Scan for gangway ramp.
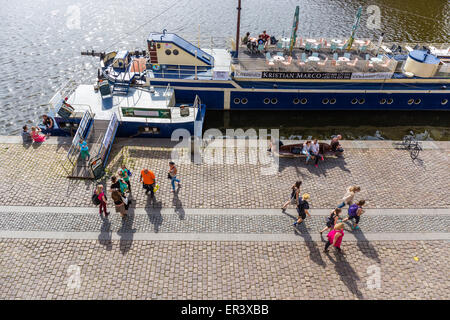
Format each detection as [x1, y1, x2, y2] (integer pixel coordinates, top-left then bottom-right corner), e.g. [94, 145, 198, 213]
[63, 112, 119, 179]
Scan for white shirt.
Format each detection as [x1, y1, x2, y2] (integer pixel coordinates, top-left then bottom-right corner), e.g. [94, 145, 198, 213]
[310, 142, 319, 154]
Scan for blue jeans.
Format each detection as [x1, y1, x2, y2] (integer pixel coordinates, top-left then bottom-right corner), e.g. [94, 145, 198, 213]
[171, 176, 180, 191]
[337, 201, 346, 209]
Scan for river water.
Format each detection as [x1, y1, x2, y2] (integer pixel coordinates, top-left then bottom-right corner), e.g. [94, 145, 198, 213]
[0, 0, 449, 139]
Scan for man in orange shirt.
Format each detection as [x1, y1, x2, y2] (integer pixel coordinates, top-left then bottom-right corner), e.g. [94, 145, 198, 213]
[140, 168, 156, 196]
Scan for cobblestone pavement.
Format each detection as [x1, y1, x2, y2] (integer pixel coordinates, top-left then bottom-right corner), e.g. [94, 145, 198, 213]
[0, 239, 448, 300]
[0, 211, 448, 234]
[0, 143, 449, 208]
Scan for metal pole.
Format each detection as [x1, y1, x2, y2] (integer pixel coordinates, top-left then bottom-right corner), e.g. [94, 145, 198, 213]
[235, 0, 241, 58]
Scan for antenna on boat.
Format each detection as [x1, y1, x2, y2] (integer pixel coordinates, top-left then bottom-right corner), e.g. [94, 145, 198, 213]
[235, 0, 242, 58]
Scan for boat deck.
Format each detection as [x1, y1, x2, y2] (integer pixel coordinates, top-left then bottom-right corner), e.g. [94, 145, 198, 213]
[66, 85, 198, 123]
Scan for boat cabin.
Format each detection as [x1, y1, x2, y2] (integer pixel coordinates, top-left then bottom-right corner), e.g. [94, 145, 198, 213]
[112, 50, 131, 72]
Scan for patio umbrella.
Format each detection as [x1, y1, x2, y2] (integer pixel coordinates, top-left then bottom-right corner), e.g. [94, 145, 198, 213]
[346, 6, 363, 50]
[288, 5, 300, 56]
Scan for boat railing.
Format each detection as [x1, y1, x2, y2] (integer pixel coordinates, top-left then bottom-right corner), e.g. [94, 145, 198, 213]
[47, 79, 78, 114]
[232, 54, 398, 76]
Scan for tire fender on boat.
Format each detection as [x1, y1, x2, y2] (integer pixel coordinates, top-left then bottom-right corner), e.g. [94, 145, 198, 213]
[152, 64, 161, 71]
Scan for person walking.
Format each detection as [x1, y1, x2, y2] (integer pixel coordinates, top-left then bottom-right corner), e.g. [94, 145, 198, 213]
[281, 181, 302, 212]
[168, 161, 181, 193]
[96, 185, 109, 217]
[293, 193, 311, 227]
[343, 200, 366, 230]
[320, 208, 342, 234]
[140, 168, 156, 196]
[117, 170, 129, 194]
[337, 186, 361, 209]
[111, 190, 127, 218]
[121, 165, 132, 193]
[79, 139, 90, 161]
[324, 222, 345, 253]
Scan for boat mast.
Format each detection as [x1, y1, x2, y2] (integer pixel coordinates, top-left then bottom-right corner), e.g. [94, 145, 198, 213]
[235, 0, 242, 58]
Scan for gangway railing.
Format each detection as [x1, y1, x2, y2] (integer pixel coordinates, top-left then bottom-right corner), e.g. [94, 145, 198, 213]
[60, 108, 94, 176]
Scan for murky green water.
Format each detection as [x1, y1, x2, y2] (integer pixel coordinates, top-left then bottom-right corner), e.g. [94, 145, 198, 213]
[0, 0, 449, 138]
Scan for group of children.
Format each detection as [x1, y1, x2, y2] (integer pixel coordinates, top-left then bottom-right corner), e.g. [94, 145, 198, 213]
[283, 183, 366, 254]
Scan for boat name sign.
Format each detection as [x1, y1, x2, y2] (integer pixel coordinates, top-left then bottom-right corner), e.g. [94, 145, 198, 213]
[261, 71, 352, 79]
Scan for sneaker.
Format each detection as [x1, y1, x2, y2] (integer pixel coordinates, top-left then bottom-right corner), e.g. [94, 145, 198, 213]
[321, 156, 324, 161]
[314, 164, 318, 168]
[323, 249, 329, 253]
[105, 212, 110, 217]
[354, 225, 360, 230]
[293, 222, 297, 227]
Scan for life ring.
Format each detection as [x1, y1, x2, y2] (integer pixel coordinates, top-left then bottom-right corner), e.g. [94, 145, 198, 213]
[152, 64, 161, 71]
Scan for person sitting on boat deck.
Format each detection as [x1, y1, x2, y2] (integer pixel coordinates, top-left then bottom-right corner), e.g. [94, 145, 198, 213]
[41, 114, 54, 136]
[259, 30, 270, 43]
[302, 140, 312, 163]
[242, 32, 251, 44]
[330, 135, 344, 153]
[21, 125, 32, 144]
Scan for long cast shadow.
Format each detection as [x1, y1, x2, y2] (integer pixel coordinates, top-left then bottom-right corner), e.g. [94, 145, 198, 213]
[146, 194, 163, 233]
[172, 188, 185, 220]
[325, 251, 364, 299]
[118, 205, 136, 255]
[284, 211, 326, 268]
[98, 215, 113, 251]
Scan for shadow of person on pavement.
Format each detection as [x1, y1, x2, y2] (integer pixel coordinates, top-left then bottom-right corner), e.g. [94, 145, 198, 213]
[172, 188, 185, 220]
[118, 206, 136, 255]
[98, 215, 112, 251]
[325, 250, 364, 299]
[293, 223, 327, 268]
[353, 230, 381, 264]
[146, 194, 163, 233]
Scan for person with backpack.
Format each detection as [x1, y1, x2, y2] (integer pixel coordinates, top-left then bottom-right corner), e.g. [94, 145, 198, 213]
[293, 193, 311, 227]
[324, 222, 345, 253]
[281, 181, 302, 212]
[337, 186, 361, 209]
[120, 165, 132, 193]
[343, 200, 366, 230]
[95, 185, 109, 217]
[117, 170, 129, 194]
[320, 208, 342, 234]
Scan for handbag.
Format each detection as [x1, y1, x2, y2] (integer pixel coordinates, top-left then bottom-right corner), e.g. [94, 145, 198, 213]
[167, 173, 172, 179]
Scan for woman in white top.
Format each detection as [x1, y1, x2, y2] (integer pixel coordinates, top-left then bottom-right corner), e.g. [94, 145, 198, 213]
[337, 186, 361, 209]
[302, 140, 312, 163]
[309, 139, 323, 167]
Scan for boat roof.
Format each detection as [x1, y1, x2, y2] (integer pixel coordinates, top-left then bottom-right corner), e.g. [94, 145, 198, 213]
[115, 50, 129, 59]
[148, 32, 214, 66]
[66, 85, 196, 123]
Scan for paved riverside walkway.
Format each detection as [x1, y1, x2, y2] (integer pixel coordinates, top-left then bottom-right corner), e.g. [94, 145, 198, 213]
[0, 136, 448, 300]
[0, 136, 449, 209]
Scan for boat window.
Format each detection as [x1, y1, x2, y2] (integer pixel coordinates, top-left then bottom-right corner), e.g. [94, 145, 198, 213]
[241, 98, 248, 104]
[173, 49, 179, 55]
[157, 44, 161, 49]
[442, 99, 448, 105]
[380, 99, 386, 104]
[414, 99, 421, 105]
[322, 98, 329, 104]
[387, 98, 394, 104]
[293, 98, 300, 104]
[330, 98, 336, 104]
[234, 98, 241, 104]
[408, 99, 414, 105]
[358, 98, 365, 104]
[263, 98, 270, 104]
[271, 98, 278, 104]
[351, 98, 358, 104]
[165, 49, 172, 55]
[301, 98, 307, 104]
